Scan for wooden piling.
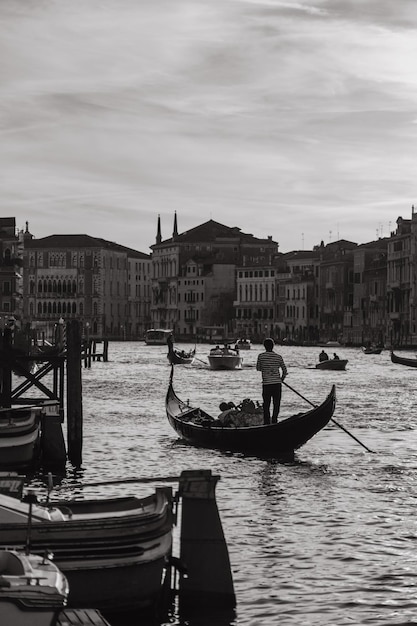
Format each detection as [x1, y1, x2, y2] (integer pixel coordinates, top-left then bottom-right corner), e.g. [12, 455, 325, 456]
[66, 320, 83, 467]
[0, 329, 13, 408]
[178, 469, 236, 609]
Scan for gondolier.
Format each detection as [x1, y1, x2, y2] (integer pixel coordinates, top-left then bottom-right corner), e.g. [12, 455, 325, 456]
[256, 338, 288, 425]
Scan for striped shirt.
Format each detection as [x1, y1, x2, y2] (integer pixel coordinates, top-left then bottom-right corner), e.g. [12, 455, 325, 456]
[256, 351, 287, 385]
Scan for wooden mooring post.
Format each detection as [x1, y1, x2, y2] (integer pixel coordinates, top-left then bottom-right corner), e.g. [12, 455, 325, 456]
[177, 469, 236, 610]
[66, 320, 83, 467]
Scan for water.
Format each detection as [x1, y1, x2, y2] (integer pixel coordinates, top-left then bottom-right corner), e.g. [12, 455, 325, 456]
[31, 342, 417, 625]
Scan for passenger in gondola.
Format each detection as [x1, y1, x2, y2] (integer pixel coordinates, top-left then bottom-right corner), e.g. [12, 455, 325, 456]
[333, 353, 340, 360]
[319, 350, 329, 362]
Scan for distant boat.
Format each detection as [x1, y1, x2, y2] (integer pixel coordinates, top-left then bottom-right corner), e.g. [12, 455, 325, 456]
[144, 329, 173, 345]
[167, 336, 195, 365]
[362, 346, 383, 355]
[316, 359, 348, 371]
[234, 338, 251, 350]
[391, 352, 417, 368]
[208, 345, 243, 370]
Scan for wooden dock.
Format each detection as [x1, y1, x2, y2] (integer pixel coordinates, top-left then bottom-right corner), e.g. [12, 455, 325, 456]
[57, 608, 112, 626]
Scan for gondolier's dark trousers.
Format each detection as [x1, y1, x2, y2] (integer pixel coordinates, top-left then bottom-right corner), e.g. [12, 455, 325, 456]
[262, 383, 282, 425]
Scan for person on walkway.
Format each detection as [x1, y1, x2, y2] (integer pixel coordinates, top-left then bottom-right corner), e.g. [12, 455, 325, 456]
[319, 349, 329, 362]
[256, 338, 288, 425]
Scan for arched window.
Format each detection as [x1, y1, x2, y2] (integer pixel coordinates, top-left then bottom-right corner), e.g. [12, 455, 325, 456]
[43, 280, 47, 292]
[38, 280, 43, 293]
[43, 302, 47, 314]
[72, 280, 77, 294]
[58, 302, 61, 314]
[53, 280, 57, 293]
[57, 280, 62, 293]
[30, 280, 35, 294]
[48, 280, 52, 292]
[72, 302, 76, 314]
[53, 302, 57, 314]
[37, 303, 42, 315]
[48, 302, 52, 314]
[62, 302, 66, 314]
[63, 281, 66, 293]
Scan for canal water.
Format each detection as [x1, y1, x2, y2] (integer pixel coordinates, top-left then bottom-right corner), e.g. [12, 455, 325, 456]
[34, 343, 417, 625]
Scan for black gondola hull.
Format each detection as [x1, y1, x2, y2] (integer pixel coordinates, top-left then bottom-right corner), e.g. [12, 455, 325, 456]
[166, 377, 336, 457]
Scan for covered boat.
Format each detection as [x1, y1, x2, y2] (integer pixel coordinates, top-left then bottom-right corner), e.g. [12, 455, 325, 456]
[167, 336, 195, 365]
[0, 487, 174, 616]
[165, 368, 336, 458]
[0, 548, 68, 626]
[315, 359, 348, 371]
[0, 407, 43, 470]
[144, 329, 173, 345]
[391, 351, 417, 368]
[207, 345, 243, 371]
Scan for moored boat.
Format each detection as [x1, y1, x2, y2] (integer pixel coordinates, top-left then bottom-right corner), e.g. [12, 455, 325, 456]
[207, 345, 243, 371]
[165, 368, 336, 457]
[0, 548, 69, 626]
[0, 407, 43, 470]
[391, 351, 417, 368]
[0, 487, 174, 615]
[315, 359, 348, 371]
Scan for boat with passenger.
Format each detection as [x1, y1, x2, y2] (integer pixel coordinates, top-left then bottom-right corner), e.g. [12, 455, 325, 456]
[207, 345, 243, 370]
[165, 367, 336, 458]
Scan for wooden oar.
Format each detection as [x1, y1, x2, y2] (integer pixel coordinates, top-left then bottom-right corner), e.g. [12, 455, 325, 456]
[283, 381, 375, 453]
[52, 475, 183, 490]
[194, 356, 208, 365]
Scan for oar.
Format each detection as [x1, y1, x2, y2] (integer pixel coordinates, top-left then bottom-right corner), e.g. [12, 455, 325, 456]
[52, 475, 183, 490]
[283, 381, 375, 453]
[194, 356, 208, 365]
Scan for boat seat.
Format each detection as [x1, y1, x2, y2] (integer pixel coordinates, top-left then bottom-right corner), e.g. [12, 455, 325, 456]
[0, 552, 25, 576]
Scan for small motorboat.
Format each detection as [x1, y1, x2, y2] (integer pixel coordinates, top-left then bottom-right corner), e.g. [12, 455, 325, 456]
[0, 548, 69, 626]
[315, 359, 348, 371]
[362, 345, 383, 354]
[207, 345, 243, 371]
[234, 338, 251, 351]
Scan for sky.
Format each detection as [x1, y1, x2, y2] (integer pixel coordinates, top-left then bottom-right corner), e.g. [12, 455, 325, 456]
[1, 0, 417, 254]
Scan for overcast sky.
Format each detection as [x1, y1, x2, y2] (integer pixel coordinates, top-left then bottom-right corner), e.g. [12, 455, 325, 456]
[1, 0, 417, 254]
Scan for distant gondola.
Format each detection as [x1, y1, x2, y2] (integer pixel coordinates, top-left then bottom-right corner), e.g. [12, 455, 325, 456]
[165, 367, 336, 458]
[167, 335, 195, 365]
[391, 352, 417, 368]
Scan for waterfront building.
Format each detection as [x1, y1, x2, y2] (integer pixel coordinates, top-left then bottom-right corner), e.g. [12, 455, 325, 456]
[23, 234, 151, 340]
[318, 240, 357, 343]
[0, 218, 28, 327]
[151, 215, 278, 339]
[281, 250, 320, 344]
[351, 240, 388, 346]
[386, 208, 417, 346]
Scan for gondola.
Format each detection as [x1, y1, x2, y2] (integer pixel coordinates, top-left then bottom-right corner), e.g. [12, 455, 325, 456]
[391, 351, 417, 368]
[165, 367, 336, 458]
[167, 336, 195, 365]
